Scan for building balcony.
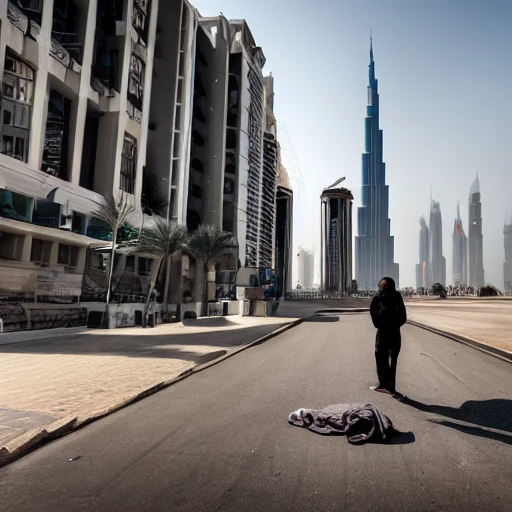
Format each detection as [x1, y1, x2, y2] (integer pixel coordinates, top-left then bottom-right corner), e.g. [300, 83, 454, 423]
[52, 32, 83, 64]
[91, 64, 118, 92]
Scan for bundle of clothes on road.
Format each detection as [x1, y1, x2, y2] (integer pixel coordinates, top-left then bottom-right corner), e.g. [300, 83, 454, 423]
[288, 403, 394, 444]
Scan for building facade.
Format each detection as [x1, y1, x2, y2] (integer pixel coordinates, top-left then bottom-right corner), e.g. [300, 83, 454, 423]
[415, 215, 429, 289]
[468, 175, 484, 291]
[0, 1, 284, 331]
[452, 204, 467, 285]
[0, 0, 160, 329]
[504, 215, 512, 295]
[274, 158, 293, 298]
[321, 186, 353, 294]
[355, 39, 398, 290]
[428, 200, 446, 286]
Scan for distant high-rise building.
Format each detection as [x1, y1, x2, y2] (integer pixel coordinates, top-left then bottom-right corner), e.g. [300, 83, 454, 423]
[428, 200, 446, 286]
[355, 38, 399, 290]
[321, 186, 353, 294]
[297, 247, 314, 290]
[504, 215, 512, 295]
[415, 216, 429, 289]
[452, 204, 468, 285]
[274, 158, 293, 298]
[468, 175, 485, 291]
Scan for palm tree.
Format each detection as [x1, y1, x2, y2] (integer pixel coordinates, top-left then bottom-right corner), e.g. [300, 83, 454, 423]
[91, 193, 135, 328]
[139, 219, 188, 326]
[186, 225, 235, 317]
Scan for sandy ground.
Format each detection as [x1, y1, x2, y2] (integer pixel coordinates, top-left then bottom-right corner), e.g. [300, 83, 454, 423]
[405, 298, 512, 354]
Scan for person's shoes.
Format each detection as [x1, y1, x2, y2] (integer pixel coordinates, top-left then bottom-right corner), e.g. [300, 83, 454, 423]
[391, 391, 406, 402]
[369, 385, 392, 394]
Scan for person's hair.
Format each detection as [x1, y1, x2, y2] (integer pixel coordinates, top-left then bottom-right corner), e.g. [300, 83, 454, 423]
[379, 277, 396, 291]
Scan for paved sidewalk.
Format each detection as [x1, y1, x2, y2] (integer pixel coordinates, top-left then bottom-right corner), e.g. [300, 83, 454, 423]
[0, 315, 299, 463]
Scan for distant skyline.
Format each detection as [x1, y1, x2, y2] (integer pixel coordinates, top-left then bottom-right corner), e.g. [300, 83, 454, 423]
[192, 0, 512, 288]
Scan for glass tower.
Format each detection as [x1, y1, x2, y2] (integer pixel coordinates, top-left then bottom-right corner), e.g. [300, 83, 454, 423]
[416, 216, 429, 289]
[452, 204, 468, 285]
[355, 38, 399, 290]
[428, 200, 446, 286]
[468, 175, 485, 291]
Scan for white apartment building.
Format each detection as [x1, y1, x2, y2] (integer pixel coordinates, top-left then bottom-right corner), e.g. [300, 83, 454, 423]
[0, 0, 160, 329]
[181, 17, 277, 269]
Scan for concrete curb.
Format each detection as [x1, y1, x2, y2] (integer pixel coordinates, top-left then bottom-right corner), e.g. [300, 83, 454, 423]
[0, 308, 369, 467]
[407, 320, 512, 363]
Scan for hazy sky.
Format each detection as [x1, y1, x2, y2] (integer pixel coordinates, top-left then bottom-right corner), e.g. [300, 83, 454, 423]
[192, 0, 512, 289]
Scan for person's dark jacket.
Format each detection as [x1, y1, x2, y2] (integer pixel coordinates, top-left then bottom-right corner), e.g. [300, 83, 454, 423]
[370, 286, 407, 331]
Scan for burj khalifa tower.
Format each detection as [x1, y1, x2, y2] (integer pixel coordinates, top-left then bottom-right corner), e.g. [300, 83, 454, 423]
[355, 38, 399, 290]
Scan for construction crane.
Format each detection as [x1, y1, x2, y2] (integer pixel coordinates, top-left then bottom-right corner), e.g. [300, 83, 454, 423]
[327, 177, 346, 189]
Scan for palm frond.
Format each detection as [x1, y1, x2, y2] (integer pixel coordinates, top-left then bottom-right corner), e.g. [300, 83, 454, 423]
[186, 224, 235, 263]
[91, 193, 135, 231]
[139, 218, 188, 256]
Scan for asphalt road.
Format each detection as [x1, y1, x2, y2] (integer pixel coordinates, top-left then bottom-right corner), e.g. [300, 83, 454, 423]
[1, 312, 511, 512]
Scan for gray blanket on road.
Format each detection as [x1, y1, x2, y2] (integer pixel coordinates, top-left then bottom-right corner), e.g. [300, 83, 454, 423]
[288, 403, 394, 444]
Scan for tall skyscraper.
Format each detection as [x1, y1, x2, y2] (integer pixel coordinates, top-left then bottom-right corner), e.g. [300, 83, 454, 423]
[321, 185, 353, 294]
[355, 38, 399, 290]
[428, 200, 446, 286]
[452, 204, 468, 285]
[468, 175, 485, 291]
[415, 216, 429, 289]
[504, 215, 512, 295]
[297, 247, 314, 290]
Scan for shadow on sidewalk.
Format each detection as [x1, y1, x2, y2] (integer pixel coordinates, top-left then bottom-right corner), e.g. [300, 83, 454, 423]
[0, 323, 291, 362]
[403, 397, 512, 445]
[182, 317, 232, 328]
[304, 315, 340, 323]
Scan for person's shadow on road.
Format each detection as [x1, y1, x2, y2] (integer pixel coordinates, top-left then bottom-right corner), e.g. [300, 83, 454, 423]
[403, 398, 512, 445]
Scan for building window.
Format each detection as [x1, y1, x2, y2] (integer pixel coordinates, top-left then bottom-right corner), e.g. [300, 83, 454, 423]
[0, 189, 33, 222]
[137, 257, 153, 276]
[224, 178, 234, 195]
[120, 133, 137, 194]
[52, 0, 82, 64]
[132, 0, 151, 45]
[0, 231, 24, 261]
[57, 243, 79, 267]
[42, 90, 71, 180]
[12, 0, 43, 26]
[190, 184, 202, 199]
[1, 51, 35, 162]
[30, 239, 52, 265]
[127, 53, 145, 121]
[125, 255, 135, 272]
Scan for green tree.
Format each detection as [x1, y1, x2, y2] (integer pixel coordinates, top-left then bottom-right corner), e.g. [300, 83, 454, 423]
[479, 284, 501, 297]
[431, 282, 446, 296]
[91, 193, 135, 328]
[185, 225, 235, 317]
[138, 219, 188, 326]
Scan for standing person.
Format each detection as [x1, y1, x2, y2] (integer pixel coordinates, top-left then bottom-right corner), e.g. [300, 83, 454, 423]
[369, 277, 407, 400]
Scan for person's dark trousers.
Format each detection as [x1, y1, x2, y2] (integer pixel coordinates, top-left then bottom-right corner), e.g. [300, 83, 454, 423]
[375, 330, 402, 391]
